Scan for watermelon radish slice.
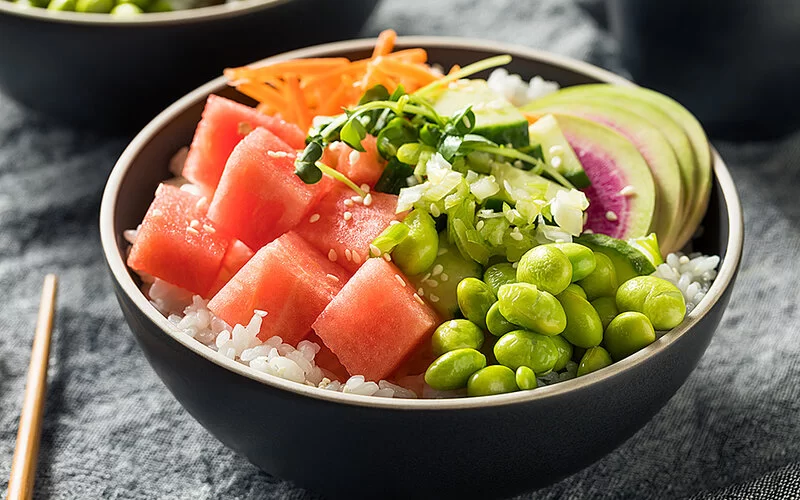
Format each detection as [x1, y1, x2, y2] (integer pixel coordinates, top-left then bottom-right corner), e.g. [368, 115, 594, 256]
[127, 184, 230, 297]
[554, 115, 656, 240]
[208, 232, 349, 346]
[526, 105, 684, 252]
[312, 258, 440, 382]
[183, 95, 306, 190]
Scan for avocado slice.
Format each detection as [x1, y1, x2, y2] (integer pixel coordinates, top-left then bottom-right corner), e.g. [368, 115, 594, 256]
[575, 233, 656, 283]
[522, 101, 685, 253]
[431, 80, 529, 148]
[527, 114, 591, 188]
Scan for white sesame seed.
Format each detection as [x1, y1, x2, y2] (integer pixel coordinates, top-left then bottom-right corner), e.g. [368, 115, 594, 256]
[267, 150, 290, 158]
[363, 193, 373, 206]
[383, 253, 392, 262]
[389, 220, 400, 226]
[550, 156, 563, 168]
[343, 211, 353, 221]
[195, 197, 208, 211]
[421, 272, 432, 282]
[352, 251, 362, 264]
[151, 209, 163, 217]
[326, 274, 340, 282]
[360, 184, 370, 193]
[309, 213, 321, 223]
[345, 249, 352, 261]
[417, 288, 425, 297]
[425, 279, 439, 288]
[476, 220, 485, 231]
[440, 273, 449, 282]
[190, 219, 201, 229]
[510, 230, 524, 241]
[203, 224, 216, 234]
[254, 309, 268, 317]
[349, 150, 360, 165]
[620, 185, 637, 197]
[513, 160, 524, 169]
[351, 196, 363, 204]
[344, 199, 354, 207]
[583, 229, 594, 234]
[413, 293, 425, 305]
[186, 227, 200, 235]
[429, 294, 440, 303]
[605, 211, 618, 222]
[394, 274, 406, 287]
[430, 204, 441, 217]
[437, 247, 448, 256]
[431, 264, 444, 276]
[369, 244, 381, 256]
[328, 249, 338, 262]
[512, 262, 519, 269]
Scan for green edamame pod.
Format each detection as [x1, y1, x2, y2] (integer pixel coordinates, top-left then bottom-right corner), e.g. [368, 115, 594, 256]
[554, 242, 597, 282]
[483, 262, 517, 295]
[497, 283, 566, 336]
[516, 245, 573, 295]
[550, 335, 573, 372]
[556, 290, 604, 348]
[493, 330, 559, 374]
[393, 210, 439, 276]
[577, 346, 613, 377]
[457, 278, 496, 330]
[616, 276, 686, 330]
[591, 296, 619, 330]
[604, 311, 656, 361]
[485, 302, 516, 337]
[424, 348, 487, 390]
[431, 319, 484, 355]
[467, 365, 518, 396]
[515, 366, 538, 390]
[578, 252, 618, 301]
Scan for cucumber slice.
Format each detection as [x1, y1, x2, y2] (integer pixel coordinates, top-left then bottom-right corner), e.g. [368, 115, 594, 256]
[431, 80, 530, 148]
[575, 233, 656, 283]
[627, 233, 664, 266]
[528, 114, 590, 188]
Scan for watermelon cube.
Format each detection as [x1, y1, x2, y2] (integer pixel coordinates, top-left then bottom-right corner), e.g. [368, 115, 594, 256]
[294, 184, 403, 273]
[208, 231, 349, 346]
[312, 258, 440, 381]
[183, 95, 306, 190]
[330, 135, 386, 188]
[127, 184, 229, 297]
[207, 127, 330, 250]
[207, 239, 254, 297]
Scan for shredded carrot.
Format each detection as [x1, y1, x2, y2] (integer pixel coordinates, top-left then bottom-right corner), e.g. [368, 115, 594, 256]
[523, 112, 541, 124]
[225, 29, 444, 131]
[448, 64, 461, 75]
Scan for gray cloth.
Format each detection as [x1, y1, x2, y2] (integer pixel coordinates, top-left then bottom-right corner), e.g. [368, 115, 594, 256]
[1, 0, 798, 498]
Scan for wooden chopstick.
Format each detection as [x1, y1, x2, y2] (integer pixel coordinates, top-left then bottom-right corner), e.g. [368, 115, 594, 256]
[6, 274, 58, 500]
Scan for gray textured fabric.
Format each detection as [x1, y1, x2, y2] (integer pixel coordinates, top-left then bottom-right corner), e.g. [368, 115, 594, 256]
[1, 0, 798, 498]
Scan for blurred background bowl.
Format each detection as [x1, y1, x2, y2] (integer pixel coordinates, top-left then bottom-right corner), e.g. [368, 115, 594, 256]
[0, 0, 378, 131]
[100, 38, 743, 498]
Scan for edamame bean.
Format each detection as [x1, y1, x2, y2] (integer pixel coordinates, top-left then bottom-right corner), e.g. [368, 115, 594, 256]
[111, 2, 142, 14]
[577, 252, 618, 301]
[591, 296, 619, 330]
[497, 283, 566, 336]
[424, 348, 487, 390]
[485, 302, 516, 337]
[483, 262, 517, 295]
[431, 319, 484, 355]
[604, 311, 656, 361]
[616, 276, 686, 330]
[515, 366, 538, 390]
[493, 330, 559, 374]
[550, 335, 573, 372]
[554, 242, 596, 282]
[76, 0, 112, 12]
[577, 346, 613, 377]
[563, 283, 587, 300]
[393, 210, 439, 276]
[467, 365, 518, 396]
[47, 0, 76, 11]
[516, 245, 572, 295]
[556, 290, 604, 348]
[457, 278, 496, 329]
[117, 0, 151, 8]
[146, 0, 172, 11]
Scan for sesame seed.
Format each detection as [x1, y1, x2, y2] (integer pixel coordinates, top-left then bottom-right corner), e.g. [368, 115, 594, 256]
[351, 196, 364, 204]
[550, 156, 563, 168]
[328, 249, 338, 262]
[512, 262, 519, 269]
[429, 294, 440, 303]
[510, 230, 524, 241]
[254, 309, 268, 317]
[344, 249, 352, 262]
[513, 160, 524, 169]
[267, 150, 290, 158]
[326, 273, 340, 282]
[383, 253, 392, 262]
[620, 185, 637, 197]
[605, 211, 618, 222]
[440, 273, 449, 282]
[413, 293, 425, 305]
[583, 229, 594, 234]
[309, 213, 321, 223]
[394, 274, 406, 287]
[549, 145, 564, 155]
[417, 288, 425, 297]
[476, 220, 485, 231]
[151, 209, 163, 217]
[430, 204, 441, 217]
[421, 272, 432, 282]
[203, 224, 216, 234]
[437, 247, 448, 256]
[190, 219, 201, 229]
[195, 197, 208, 211]
[352, 251, 362, 264]
[344, 199, 354, 207]
[369, 244, 381, 256]
[186, 227, 200, 235]
[425, 279, 439, 288]
[363, 193, 373, 206]
[360, 184, 370, 193]
[432, 264, 444, 276]
[343, 211, 353, 221]
[349, 150, 360, 165]
[389, 220, 400, 226]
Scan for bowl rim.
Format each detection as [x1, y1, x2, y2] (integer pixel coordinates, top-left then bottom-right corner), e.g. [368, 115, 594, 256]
[0, 0, 295, 25]
[100, 35, 744, 410]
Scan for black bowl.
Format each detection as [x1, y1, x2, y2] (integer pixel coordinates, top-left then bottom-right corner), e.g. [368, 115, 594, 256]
[99, 37, 744, 499]
[0, 0, 377, 131]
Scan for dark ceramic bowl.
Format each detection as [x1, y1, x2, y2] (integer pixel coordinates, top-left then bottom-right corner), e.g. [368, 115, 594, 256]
[99, 37, 744, 499]
[0, 0, 377, 131]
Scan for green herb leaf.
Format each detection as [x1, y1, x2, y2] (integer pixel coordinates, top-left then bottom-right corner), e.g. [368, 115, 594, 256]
[419, 123, 443, 147]
[376, 117, 419, 159]
[446, 106, 476, 136]
[294, 140, 324, 184]
[358, 84, 390, 105]
[374, 158, 415, 195]
[438, 135, 463, 161]
[340, 117, 368, 152]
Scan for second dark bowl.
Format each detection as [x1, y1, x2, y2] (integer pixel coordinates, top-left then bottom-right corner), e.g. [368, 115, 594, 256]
[99, 38, 744, 499]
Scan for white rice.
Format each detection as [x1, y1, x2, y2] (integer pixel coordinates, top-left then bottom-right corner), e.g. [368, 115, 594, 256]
[486, 68, 560, 108]
[653, 252, 720, 313]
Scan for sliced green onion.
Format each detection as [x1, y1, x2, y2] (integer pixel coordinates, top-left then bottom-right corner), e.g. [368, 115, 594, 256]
[467, 144, 575, 189]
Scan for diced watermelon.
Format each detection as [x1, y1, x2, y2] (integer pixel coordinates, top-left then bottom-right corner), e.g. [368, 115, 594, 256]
[128, 184, 229, 297]
[306, 332, 350, 382]
[208, 239, 254, 297]
[207, 127, 330, 250]
[294, 184, 404, 273]
[208, 231, 349, 346]
[312, 258, 440, 381]
[331, 135, 386, 188]
[183, 95, 306, 190]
